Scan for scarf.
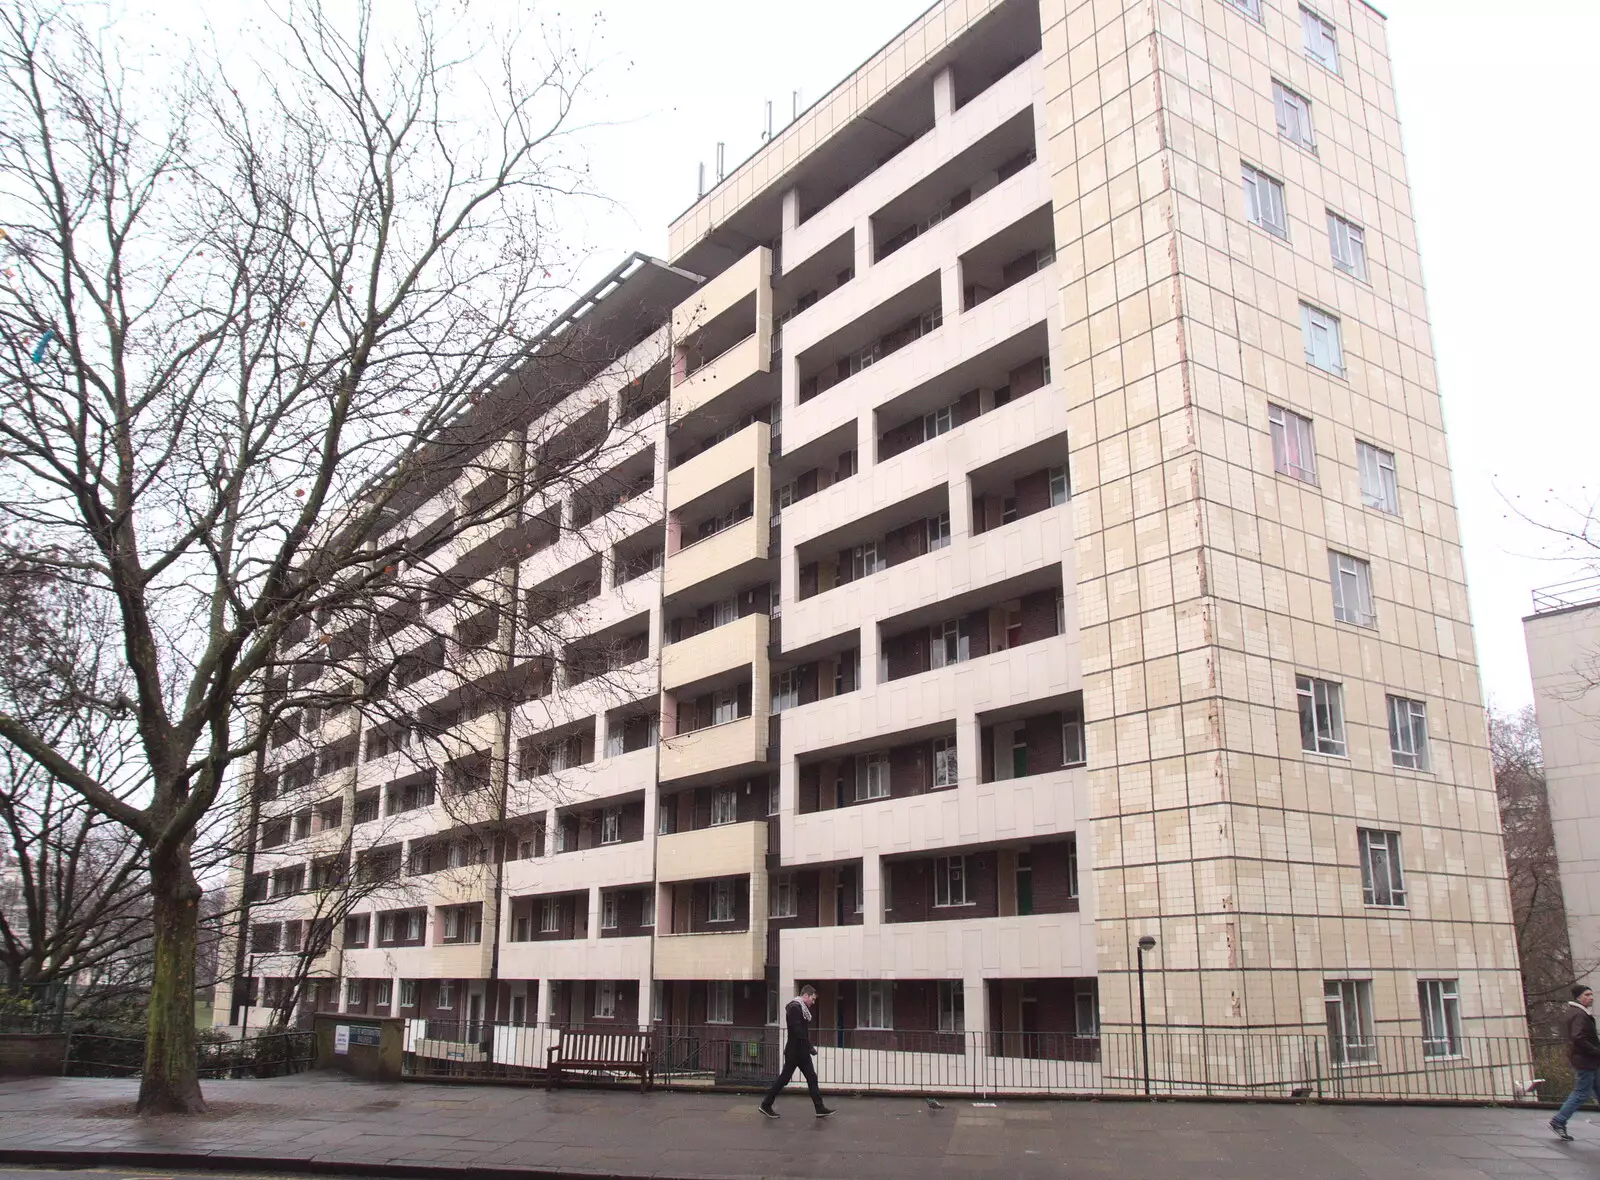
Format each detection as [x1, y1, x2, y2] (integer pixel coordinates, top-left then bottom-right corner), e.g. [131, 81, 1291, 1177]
[791, 995, 812, 1021]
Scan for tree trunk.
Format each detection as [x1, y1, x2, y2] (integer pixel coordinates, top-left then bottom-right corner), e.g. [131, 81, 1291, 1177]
[137, 844, 207, 1114]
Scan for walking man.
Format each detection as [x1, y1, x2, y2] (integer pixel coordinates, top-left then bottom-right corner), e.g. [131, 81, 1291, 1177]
[1551, 983, 1600, 1141]
[759, 984, 834, 1118]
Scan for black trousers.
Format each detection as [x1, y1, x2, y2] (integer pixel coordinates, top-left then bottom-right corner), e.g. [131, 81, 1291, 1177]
[763, 1049, 824, 1109]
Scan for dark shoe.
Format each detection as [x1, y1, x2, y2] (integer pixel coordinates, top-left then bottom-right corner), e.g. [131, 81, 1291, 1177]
[1551, 1118, 1574, 1142]
[814, 1106, 835, 1117]
[759, 1104, 779, 1119]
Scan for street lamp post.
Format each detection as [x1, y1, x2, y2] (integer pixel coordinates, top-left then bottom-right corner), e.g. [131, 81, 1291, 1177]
[1136, 934, 1156, 1098]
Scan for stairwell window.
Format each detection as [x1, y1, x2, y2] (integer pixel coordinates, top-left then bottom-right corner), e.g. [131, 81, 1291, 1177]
[1419, 979, 1462, 1059]
[1324, 980, 1375, 1065]
[1359, 828, 1406, 907]
[1328, 212, 1367, 279]
[1328, 551, 1376, 627]
[1297, 675, 1346, 756]
[857, 753, 890, 801]
[1357, 442, 1399, 514]
[1300, 303, 1345, 376]
[1268, 404, 1317, 484]
[1301, 6, 1339, 72]
[1242, 163, 1288, 238]
[934, 855, 971, 907]
[1273, 81, 1316, 151]
[1387, 695, 1430, 771]
[932, 737, 959, 788]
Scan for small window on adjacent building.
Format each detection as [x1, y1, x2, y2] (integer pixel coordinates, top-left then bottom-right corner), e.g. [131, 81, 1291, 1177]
[1241, 163, 1288, 238]
[1328, 212, 1367, 279]
[938, 981, 966, 1033]
[1301, 6, 1339, 71]
[1328, 551, 1376, 627]
[707, 981, 733, 1024]
[1273, 81, 1316, 151]
[932, 736, 959, 788]
[1324, 980, 1375, 1064]
[1359, 828, 1406, 907]
[1419, 979, 1462, 1059]
[934, 855, 970, 907]
[708, 879, 737, 923]
[1297, 675, 1346, 756]
[1300, 303, 1345, 376]
[1388, 695, 1430, 771]
[1357, 441, 1399, 514]
[1048, 465, 1070, 506]
[710, 786, 738, 826]
[594, 979, 617, 1019]
[1268, 403, 1317, 484]
[769, 872, 798, 918]
[926, 511, 952, 551]
[857, 981, 893, 1030]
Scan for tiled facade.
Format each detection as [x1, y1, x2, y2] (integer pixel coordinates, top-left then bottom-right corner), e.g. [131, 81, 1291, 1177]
[216, 0, 1524, 1077]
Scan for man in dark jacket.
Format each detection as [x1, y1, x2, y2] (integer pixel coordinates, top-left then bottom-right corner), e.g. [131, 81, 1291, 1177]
[759, 985, 834, 1118]
[1551, 983, 1600, 1141]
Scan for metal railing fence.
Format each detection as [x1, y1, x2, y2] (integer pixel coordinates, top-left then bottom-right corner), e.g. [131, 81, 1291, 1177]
[399, 1020, 1547, 1103]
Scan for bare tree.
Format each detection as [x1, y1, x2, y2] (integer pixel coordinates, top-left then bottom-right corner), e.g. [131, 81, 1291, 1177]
[0, 0, 671, 1112]
[1490, 703, 1589, 1039]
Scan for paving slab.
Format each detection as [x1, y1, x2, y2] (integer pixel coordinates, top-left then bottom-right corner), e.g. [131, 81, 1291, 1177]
[0, 1073, 1598, 1179]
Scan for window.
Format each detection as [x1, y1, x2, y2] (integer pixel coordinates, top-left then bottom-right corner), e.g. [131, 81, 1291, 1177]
[1327, 212, 1366, 279]
[929, 619, 969, 669]
[772, 668, 800, 712]
[1300, 303, 1344, 376]
[934, 856, 970, 907]
[853, 865, 865, 914]
[1297, 675, 1347, 756]
[711, 689, 739, 726]
[513, 913, 531, 941]
[1241, 164, 1288, 238]
[857, 753, 889, 801]
[1055, 592, 1066, 636]
[1048, 465, 1070, 506]
[710, 787, 738, 826]
[1273, 81, 1316, 151]
[932, 737, 958, 788]
[769, 872, 798, 918]
[404, 911, 424, 941]
[400, 980, 419, 1008]
[437, 981, 455, 1010]
[926, 512, 951, 551]
[442, 907, 463, 942]
[1268, 404, 1317, 483]
[540, 897, 560, 933]
[653, 982, 667, 1023]
[1359, 828, 1406, 907]
[708, 879, 737, 923]
[857, 981, 893, 1030]
[600, 806, 622, 845]
[343, 914, 370, 948]
[1387, 696, 1430, 771]
[849, 542, 883, 579]
[707, 981, 733, 1024]
[768, 779, 781, 816]
[594, 980, 617, 1019]
[1324, 980, 1375, 1065]
[345, 979, 365, 1009]
[1066, 833, 1080, 899]
[1328, 551, 1376, 627]
[938, 981, 966, 1033]
[1419, 979, 1462, 1059]
[923, 405, 953, 441]
[601, 893, 620, 930]
[1301, 6, 1339, 71]
[375, 980, 392, 1009]
[1355, 441, 1399, 514]
[1062, 716, 1086, 767]
[377, 913, 397, 943]
[712, 596, 738, 627]
[1225, 0, 1261, 16]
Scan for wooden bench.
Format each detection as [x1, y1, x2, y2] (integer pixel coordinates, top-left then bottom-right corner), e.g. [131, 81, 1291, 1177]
[546, 1030, 654, 1092]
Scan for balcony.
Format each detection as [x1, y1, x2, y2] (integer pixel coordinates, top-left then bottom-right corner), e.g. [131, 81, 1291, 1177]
[673, 245, 771, 341]
[657, 818, 766, 884]
[664, 515, 769, 600]
[774, 911, 1092, 981]
[499, 936, 650, 982]
[653, 927, 764, 981]
[669, 421, 769, 509]
[660, 714, 766, 784]
[663, 612, 769, 693]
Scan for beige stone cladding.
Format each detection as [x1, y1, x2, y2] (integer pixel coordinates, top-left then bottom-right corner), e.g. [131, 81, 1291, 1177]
[1046, 0, 1521, 1047]
[1525, 598, 1600, 981]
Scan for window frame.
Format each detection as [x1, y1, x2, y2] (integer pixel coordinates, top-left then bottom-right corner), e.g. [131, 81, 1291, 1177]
[1272, 80, 1317, 151]
[1387, 695, 1430, 771]
[601, 892, 620, 931]
[769, 872, 798, 918]
[1327, 211, 1367, 279]
[1359, 827, 1407, 907]
[1062, 716, 1086, 767]
[1048, 465, 1070, 506]
[1301, 6, 1339, 72]
[1268, 403, 1318, 484]
[857, 753, 890, 801]
[1300, 303, 1345, 377]
[923, 404, 954, 441]
[706, 980, 733, 1024]
[857, 981, 893, 1030]
[1357, 441, 1399, 514]
[436, 980, 455, 1011]
[1328, 550, 1376, 628]
[1324, 979, 1376, 1065]
[1225, 0, 1262, 17]
[710, 786, 738, 826]
[1296, 674, 1347, 757]
[1419, 979, 1462, 1059]
[539, 897, 560, 934]
[593, 979, 617, 1019]
[932, 736, 959, 788]
[1241, 162, 1289, 238]
[600, 805, 623, 845]
[938, 980, 966, 1033]
[708, 878, 737, 923]
[926, 511, 952, 551]
[934, 855, 971, 908]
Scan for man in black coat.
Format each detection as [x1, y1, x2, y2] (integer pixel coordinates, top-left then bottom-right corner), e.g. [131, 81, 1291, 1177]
[759, 984, 834, 1118]
[1551, 983, 1600, 1141]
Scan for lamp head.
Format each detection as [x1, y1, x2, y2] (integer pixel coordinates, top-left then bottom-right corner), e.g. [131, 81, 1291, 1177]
[1137, 935, 1157, 951]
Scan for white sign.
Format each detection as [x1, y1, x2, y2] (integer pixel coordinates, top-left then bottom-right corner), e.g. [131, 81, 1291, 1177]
[334, 1024, 350, 1055]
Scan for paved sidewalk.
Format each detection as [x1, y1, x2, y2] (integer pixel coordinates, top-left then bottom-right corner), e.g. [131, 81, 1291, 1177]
[1, 1073, 1598, 1179]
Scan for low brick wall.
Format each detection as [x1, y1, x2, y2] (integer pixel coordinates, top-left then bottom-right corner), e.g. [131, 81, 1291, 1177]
[0, 1033, 67, 1076]
[312, 1012, 404, 1082]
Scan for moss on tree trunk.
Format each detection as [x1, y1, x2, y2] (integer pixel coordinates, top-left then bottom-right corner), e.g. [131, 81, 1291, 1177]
[137, 846, 207, 1114]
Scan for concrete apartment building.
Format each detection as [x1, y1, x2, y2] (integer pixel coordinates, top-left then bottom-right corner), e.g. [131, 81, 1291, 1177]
[216, 0, 1526, 1086]
[1525, 581, 1600, 986]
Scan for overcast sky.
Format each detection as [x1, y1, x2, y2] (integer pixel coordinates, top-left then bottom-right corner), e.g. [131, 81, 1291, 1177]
[558, 0, 1600, 713]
